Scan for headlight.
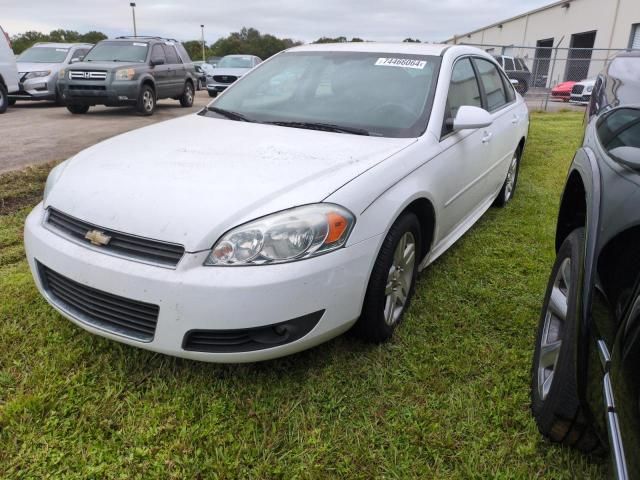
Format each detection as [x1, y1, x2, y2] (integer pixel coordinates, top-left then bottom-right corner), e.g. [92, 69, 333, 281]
[115, 68, 136, 81]
[205, 204, 355, 266]
[585, 85, 593, 93]
[58, 69, 66, 79]
[25, 70, 51, 79]
[43, 161, 69, 203]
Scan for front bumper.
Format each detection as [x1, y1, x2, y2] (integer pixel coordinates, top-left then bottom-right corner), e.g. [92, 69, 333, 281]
[570, 93, 591, 105]
[58, 80, 139, 106]
[9, 75, 58, 101]
[206, 83, 232, 93]
[24, 203, 380, 362]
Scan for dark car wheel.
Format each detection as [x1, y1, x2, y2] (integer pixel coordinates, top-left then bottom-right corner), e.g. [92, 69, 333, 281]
[0, 83, 8, 113]
[179, 82, 194, 108]
[208, 90, 217, 98]
[494, 148, 521, 207]
[136, 85, 156, 116]
[515, 80, 529, 95]
[530, 228, 600, 452]
[66, 104, 90, 114]
[352, 212, 421, 343]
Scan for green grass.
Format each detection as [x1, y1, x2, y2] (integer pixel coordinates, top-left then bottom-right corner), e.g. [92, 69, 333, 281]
[0, 113, 607, 479]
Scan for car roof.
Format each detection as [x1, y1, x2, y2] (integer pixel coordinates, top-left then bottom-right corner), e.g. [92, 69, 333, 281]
[32, 42, 93, 48]
[289, 42, 450, 56]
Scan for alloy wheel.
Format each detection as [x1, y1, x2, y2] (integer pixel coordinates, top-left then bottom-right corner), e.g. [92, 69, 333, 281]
[504, 155, 518, 201]
[143, 90, 154, 112]
[537, 257, 571, 400]
[384, 231, 416, 326]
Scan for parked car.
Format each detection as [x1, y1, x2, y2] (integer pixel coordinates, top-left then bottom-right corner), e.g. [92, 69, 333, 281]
[0, 25, 19, 113]
[58, 36, 197, 116]
[494, 55, 531, 94]
[206, 54, 261, 97]
[206, 56, 221, 67]
[551, 81, 576, 102]
[569, 79, 596, 105]
[531, 51, 640, 479]
[193, 61, 214, 90]
[10, 42, 92, 105]
[25, 43, 529, 363]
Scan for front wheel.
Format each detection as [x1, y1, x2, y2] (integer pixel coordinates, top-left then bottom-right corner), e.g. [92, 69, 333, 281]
[136, 85, 156, 116]
[530, 228, 600, 452]
[494, 149, 520, 207]
[66, 104, 90, 114]
[352, 212, 421, 343]
[179, 82, 194, 107]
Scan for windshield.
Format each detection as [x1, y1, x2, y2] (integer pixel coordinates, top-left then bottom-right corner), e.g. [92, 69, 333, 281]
[17, 47, 69, 63]
[206, 51, 440, 138]
[218, 56, 253, 68]
[83, 41, 148, 63]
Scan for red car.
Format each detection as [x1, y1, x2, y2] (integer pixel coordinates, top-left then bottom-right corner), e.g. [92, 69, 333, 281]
[551, 81, 576, 101]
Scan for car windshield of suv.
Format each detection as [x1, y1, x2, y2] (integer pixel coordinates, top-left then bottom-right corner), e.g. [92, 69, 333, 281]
[83, 41, 149, 63]
[17, 47, 69, 63]
[205, 51, 439, 138]
[218, 56, 253, 68]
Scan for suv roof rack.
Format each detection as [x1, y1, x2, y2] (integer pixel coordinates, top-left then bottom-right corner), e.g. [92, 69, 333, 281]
[115, 35, 179, 43]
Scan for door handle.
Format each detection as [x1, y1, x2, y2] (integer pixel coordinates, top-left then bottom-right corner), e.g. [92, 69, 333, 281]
[511, 115, 519, 125]
[481, 132, 493, 144]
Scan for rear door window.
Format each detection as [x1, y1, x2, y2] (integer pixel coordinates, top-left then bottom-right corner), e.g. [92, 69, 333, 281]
[474, 58, 508, 112]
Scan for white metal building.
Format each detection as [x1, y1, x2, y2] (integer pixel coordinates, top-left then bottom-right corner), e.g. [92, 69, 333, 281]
[444, 0, 640, 84]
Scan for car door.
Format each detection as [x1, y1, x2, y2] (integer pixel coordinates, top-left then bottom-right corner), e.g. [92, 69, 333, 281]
[472, 57, 521, 195]
[433, 57, 495, 238]
[163, 44, 184, 95]
[150, 44, 170, 98]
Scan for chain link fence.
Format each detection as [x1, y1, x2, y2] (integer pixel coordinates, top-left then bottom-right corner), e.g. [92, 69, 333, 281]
[457, 43, 639, 111]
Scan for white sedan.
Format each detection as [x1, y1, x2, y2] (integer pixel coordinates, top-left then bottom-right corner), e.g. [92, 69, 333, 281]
[25, 43, 529, 362]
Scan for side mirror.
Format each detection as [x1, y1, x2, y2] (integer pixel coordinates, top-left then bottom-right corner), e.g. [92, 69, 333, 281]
[150, 57, 165, 66]
[70, 57, 81, 64]
[450, 105, 493, 131]
[609, 146, 640, 170]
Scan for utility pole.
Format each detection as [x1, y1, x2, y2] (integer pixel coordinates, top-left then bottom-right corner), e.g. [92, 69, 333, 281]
[130, 2, 137, 37]
[201, 24, 205, 61]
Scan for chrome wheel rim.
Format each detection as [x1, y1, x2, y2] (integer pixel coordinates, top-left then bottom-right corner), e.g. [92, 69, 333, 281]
[143, 90, 154, 111]
[384, 232, 416, 326]
[505, 155, 518, 201]
[537, 257, 571, 401]
[185, 85, 193, 104]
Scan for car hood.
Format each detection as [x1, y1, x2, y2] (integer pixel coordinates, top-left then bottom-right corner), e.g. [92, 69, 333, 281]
[46, 114, 415, 251]
[17, 62, 62, 74]
[66, 61, 142, 71]
[211, 67, 251, 77]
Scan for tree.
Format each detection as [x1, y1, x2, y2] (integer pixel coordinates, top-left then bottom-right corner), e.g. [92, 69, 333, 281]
[403, 38, 421, 43]
[183, 40, 205, 61]
[10, 29, 108, 54]
[312, 36, 365, 44]
[208, 27, 301, 59]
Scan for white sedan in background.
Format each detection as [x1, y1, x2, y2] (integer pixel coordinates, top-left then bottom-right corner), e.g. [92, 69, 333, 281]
[25, 43, 529, 362]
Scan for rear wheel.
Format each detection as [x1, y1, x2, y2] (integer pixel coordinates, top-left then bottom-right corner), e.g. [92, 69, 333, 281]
[352, 212, 421, 343]
[494, 148, 521, 207]
[0, 83, 8, 113]
[66, 104, 90, 114]
[208, 90, 217, 98]
[136, 85, 155, 116]
[530, 228, 600, 452]
[179, 82, 194, 107]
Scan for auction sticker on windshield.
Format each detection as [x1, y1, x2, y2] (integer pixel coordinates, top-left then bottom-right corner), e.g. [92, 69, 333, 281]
[375, 58, 427, 69]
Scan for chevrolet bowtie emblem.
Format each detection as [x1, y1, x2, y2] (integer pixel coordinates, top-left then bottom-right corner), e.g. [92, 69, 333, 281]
[85, 229, 112, 246]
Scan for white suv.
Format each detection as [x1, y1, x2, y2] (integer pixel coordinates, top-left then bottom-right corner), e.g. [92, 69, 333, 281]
[0, 25, 19, 113]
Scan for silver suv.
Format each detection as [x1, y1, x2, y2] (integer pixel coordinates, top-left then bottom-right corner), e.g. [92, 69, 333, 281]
[58, 36, 197, 116]
[10, 42, 93, 105]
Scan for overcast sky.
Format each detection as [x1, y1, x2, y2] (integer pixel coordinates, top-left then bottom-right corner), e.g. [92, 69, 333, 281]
[1, 0, 554, 44]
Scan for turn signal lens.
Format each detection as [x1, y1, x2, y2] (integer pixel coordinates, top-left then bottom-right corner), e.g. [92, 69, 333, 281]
[205, 204, 355, 266]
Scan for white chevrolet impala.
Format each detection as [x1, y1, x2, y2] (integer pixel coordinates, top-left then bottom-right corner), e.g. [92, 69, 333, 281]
[25, 43, 529, 362]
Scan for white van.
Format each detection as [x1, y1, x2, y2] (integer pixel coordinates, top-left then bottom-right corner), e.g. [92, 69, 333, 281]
[0, 25, 19, 113]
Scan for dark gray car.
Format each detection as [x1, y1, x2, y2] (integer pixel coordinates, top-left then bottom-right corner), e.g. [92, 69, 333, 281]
[58, 36, 197, 115]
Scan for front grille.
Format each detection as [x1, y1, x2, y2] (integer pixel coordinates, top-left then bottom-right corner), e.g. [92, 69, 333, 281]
[213, 75, 237, 84]
[183, 310, 324, 353]
[38, 262, 159, 342]
[68, 85, 107, 91]
[69, 70, 108, 80]
[47, 208, 185, 268]
[571, 84, 584, 95]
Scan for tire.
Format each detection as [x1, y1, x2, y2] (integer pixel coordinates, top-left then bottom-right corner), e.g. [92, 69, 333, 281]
[515, 81, 529, 95]
[530, 228, 600, 452]
[0, 83, 8, 114]
[494, 147, 521, 207]
[208, 90, 217, 98]
[179, 82, 194, 108]
[136, 85, 156, 116]
[352, 212, 421, 343]
[66, 104, 90, 114]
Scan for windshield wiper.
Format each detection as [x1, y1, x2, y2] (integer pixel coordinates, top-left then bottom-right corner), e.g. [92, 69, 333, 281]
[266, 121, 370, 136]
[206, 106, 256, 122]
